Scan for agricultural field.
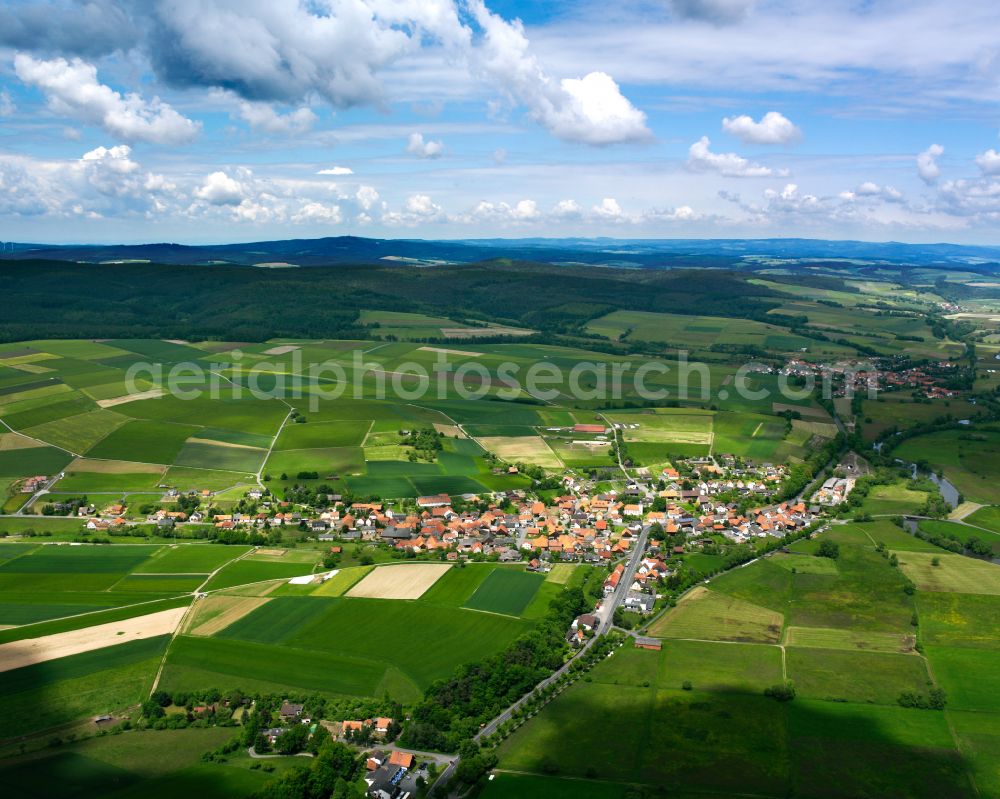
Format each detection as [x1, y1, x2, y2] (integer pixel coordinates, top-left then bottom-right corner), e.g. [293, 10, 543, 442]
[0, 727, 282, 799]
[497, 520, 997, 797]
[859, 481, 932, 516]
[893, 427, 1000, 504]
[646, 586, 783, 643]
[158, 562, 573, 704]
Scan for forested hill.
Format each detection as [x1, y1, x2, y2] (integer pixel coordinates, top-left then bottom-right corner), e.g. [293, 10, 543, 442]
[0, 258, 784, 343]
[2, 235, 999, 270]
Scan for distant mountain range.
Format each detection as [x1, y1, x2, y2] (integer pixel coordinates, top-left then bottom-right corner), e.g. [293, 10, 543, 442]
[2, 236, 999, 270]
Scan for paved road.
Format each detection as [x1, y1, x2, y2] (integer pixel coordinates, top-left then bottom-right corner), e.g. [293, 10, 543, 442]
[431, 526, 651, 795]
[595, 525, 650, 634]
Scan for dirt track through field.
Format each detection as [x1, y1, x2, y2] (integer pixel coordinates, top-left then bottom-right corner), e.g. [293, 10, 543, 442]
[0, 606, 187, 673]
[346, 563, 451, 600]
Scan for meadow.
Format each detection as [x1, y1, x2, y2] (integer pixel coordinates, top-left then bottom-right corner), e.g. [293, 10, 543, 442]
[497, 520, 996, 797]
[894, 427, 1000, 504]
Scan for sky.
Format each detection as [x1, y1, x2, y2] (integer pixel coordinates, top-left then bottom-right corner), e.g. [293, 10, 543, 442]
[0, 0, 999, 245]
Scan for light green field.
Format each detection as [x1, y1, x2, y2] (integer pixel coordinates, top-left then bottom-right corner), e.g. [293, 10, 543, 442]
[771, 553, 840, 575]
[647, 586, 784, 643]
[894, 428, 1000, 504]
[895, 551, 1000, 595]
[916, 592, 1000, 649]
[784, 626, 916, 653]
[860, 481, 932, 516]
[132, 545, 251, 574]
[23, 409, 129, 453]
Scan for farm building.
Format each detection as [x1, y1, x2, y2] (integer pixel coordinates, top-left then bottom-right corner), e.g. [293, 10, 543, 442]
[417, 493, 451, 507]
[634, 636, 662, 651]
[573, 424, 607, 434]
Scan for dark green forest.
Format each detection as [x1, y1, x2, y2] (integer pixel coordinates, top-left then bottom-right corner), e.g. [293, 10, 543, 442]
[0, 258, 785, 342]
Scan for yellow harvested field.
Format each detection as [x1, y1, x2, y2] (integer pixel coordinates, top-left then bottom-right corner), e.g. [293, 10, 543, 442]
[0, 432, 46, 451]
[0, 607, 187, 673]
[479, 436, 562, 469]
[440, 327, 531, 338]
[624, 429, 713, 444]
[263, 345, 301, 355]
[186, 437, 262, 451]
[346, 563, 451, 600]
[187, 595, 272, 636]
[417, 346, 484, 357]
[10, 362, 54, 374]
[67, 458, 165, 474]
[97, 388, 166, 408]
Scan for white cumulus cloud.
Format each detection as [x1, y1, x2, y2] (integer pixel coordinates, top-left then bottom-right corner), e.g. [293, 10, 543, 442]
[468, 1, 649, 145]
[975, 149, 1000, 175]
[687, 136, 778, 177]
[236, 100, 316, 135]
[406, 132, 444, 159]
[722, 111, 800, 145]
[195, 171, 246, 205]
[14, 54, 200, 144]
[318, 166, 354, 176]
[917, 144, 944, 184]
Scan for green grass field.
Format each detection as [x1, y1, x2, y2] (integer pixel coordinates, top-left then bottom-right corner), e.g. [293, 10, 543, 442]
[163, 593, 530, 699]
[462, 568, 545, 616]
[132, 544, 250, 574]
[894, 428, 1000, 504]
[895, 551, 1000, 595]
[0, 636, 169, 738]
[647, 586, 784, 643]
[965, 505, 1000, 534]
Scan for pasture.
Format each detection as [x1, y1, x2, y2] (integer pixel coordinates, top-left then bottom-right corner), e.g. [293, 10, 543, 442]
[894, 551, 1000, 595]
[646, 586, 783, 643]
[894, 428, 1000, 504]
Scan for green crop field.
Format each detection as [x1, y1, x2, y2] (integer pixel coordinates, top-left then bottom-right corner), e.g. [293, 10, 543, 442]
[200, 558, 317, 591]
[172, 441, 266, 472]
[0, 544, 159, 573]
[0, 636, 168, 738]
[159, 635, 393, 699]
[85, 420, 200, 464]
[462, 568, 545, 616]
[924, 646, 1000, 712]
[419, 563, 495, 606]
[771, 553, 840, 574]
[162, 594, 530, 699]
[132, 544, 251, 574]
[273, 419, 371, 449]
[495, 633, 973, 798]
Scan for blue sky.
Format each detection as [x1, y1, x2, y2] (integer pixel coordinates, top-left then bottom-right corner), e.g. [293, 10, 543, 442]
[0, 0, 999, 244]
